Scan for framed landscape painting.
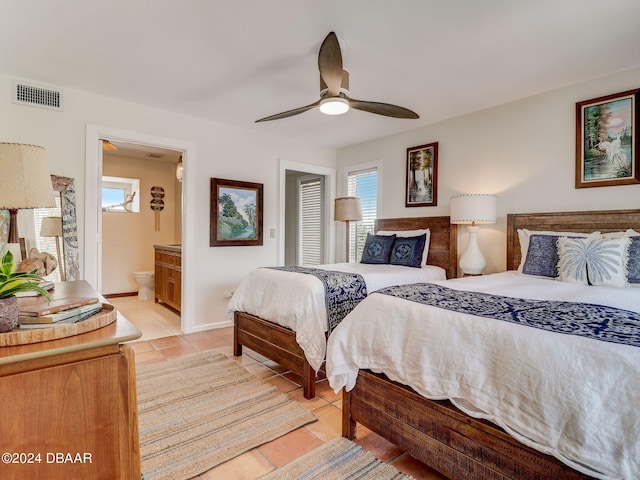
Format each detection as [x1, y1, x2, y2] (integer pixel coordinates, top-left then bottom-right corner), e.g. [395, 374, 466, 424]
[210, 178, 263, 247]
[575, 88, 639, 188]
[406, 142, 438, 207]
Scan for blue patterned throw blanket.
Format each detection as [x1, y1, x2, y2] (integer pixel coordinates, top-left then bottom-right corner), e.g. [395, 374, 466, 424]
[377, 283, 640, 348]
[267, 266, 367, 333]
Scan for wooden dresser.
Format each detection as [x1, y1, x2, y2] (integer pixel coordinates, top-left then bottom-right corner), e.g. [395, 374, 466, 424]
[154, 245, 181, 312]
[0, 281, 142, 480]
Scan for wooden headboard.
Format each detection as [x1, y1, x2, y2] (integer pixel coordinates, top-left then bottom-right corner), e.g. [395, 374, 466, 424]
[374, 216, 457, 279]
[507, 209, 640, 271]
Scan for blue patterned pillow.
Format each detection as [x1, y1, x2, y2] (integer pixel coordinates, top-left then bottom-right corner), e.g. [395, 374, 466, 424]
[360, 234, 396, 264]
[627, 236, 640, 285]
[389, 234, 427, 268]
[522, 235, 560, 278]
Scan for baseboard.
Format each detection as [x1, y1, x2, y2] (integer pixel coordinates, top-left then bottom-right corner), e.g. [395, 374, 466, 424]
[185, 319, 232, 333]
[103, 291, 137, 299]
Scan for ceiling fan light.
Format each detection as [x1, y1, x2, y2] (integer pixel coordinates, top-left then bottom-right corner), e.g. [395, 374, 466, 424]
[319, 97, 349, 115]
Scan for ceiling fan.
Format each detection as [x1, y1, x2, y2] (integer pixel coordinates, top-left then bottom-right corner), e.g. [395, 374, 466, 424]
[256, 32, 419, 122]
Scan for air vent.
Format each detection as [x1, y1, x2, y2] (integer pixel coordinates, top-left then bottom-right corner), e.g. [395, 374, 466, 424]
[146, 153, 165, 159]
[12, 80, 63, 111]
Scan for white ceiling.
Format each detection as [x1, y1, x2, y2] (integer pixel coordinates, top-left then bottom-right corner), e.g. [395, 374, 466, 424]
[2, 0, 640, 150]
[104, 140, 182, 163]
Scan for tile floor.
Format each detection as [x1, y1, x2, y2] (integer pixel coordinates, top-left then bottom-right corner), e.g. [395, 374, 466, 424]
[122, 297, 447, 480]
[109, 296, 181, 341]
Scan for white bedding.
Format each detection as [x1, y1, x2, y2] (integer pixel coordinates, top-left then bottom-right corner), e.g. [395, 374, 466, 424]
[326, 271, 640, 479]
[228, 262, 446, 371]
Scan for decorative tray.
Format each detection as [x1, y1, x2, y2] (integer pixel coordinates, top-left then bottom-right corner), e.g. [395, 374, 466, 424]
[0, 303, 116, 347]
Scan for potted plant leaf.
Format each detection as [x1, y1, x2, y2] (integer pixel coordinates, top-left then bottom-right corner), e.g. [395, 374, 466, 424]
[0, 250, 52, 333]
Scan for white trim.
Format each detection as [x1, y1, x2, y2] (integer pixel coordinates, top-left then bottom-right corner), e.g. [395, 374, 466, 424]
[85, 124, 196, 333]
[279, 159, 336, 265]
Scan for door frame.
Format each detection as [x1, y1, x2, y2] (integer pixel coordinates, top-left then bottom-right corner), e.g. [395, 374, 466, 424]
[85, 124, 196, 333]
[279, 159, 335, 265]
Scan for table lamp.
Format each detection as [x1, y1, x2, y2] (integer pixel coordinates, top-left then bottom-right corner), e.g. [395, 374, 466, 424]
[335, 196, 362, 263]
[450, 194, 497, 275]
[0, 143, 56, 244]
[40, 216, 65, 281]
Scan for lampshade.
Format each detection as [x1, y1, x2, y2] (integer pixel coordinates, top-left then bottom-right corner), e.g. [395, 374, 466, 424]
[334, 197, 362, 222]
[40, 216, 63, 237]
[0, 143, 56, 243]
[0, 144, 56, 210]
[450, 194, 497, 225]
[319, 97, 349, 115]
[176, 155, 183, 182]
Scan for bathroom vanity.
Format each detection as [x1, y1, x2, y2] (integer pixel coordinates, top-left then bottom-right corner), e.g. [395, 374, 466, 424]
[154, 244, 181, 312]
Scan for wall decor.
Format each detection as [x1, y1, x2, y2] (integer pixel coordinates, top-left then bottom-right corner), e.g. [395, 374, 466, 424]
[51, 175, 80, 281]
[575, 88, 639, 188]
[210, 178, 263, 247]
[406, 142, 438, 207]
[150, 186, 165, 231]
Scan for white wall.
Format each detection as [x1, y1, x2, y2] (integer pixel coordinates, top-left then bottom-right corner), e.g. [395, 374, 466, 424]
[337, 67, 640, 274]
[0, 73, 336, 331]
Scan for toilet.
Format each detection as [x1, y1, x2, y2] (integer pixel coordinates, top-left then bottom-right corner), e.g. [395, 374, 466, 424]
[132, 271, 155, 301]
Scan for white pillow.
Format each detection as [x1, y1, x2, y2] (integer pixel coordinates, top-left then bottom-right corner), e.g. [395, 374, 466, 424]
[557, 237, 590, 285]
[558, 237, 630, 287]
[602, 229, 640, 239]
[376, 228, 430, 266]
[517, 229, 600, 273]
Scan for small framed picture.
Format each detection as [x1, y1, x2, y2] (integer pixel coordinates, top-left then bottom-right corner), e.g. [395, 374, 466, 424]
[406, 142, 438, 207]
[210, 178, 263, 247]
[575, 88, 639, 188]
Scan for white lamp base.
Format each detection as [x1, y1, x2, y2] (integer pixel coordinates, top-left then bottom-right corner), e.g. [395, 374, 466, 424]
[459, 225, 486, 275]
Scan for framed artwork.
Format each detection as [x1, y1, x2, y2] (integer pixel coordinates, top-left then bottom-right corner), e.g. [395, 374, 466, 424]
[406, 142, 438, 207]
[575, 88, 639, 188]
[210, 178, 263, 247]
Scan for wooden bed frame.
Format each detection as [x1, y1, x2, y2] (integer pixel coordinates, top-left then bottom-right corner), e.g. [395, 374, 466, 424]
[343, 209, 640, 480]
[234, 216, 457, 399]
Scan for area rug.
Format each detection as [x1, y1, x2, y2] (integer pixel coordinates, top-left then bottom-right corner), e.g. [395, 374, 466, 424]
[137, 350, 317, 480]
[259, 437, 414, 479]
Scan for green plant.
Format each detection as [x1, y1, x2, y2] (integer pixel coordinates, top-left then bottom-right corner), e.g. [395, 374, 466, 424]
[0, 250, 51, 300]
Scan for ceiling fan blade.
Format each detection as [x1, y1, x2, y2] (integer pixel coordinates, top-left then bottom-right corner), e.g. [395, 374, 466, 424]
[255, 100, 320, 122]
[348, 97, 419, 119]
[318, 32, 343, 97]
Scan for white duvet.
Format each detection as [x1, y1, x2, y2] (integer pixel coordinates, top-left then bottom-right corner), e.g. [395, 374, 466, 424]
[326, 271, 640, 479]
[228, 263, 446, 371]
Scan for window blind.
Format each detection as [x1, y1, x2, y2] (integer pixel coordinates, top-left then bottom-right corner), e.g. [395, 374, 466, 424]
[299, 176, 324, 265]
[347, 168, 378, 262]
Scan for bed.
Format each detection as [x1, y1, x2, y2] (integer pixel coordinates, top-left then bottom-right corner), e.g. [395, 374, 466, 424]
[328, 209, 640, 480]
[230, 216, 457, 399]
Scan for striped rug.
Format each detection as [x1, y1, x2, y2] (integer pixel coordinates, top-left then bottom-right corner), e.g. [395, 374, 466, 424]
[260, 437, 414, 479]
[137, 350, 316, 480]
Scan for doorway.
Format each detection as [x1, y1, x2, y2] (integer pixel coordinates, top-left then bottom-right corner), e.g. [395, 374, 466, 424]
[85, 125, 195, 333]
[279, 160, 336, 266]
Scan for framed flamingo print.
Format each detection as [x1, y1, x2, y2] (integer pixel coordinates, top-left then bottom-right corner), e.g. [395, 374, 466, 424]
[575, 88, 639, 188]
[406, 142, 438, 207]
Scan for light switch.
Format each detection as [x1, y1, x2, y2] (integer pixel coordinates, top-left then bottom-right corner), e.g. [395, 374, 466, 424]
[270, 228, 276, 238]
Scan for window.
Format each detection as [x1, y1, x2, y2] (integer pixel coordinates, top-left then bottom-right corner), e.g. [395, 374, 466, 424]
[347, 166, 378, 262]
[298, 175, 324, 265]
[33, 197, 62, 282]
[102, 176, 140, 213]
